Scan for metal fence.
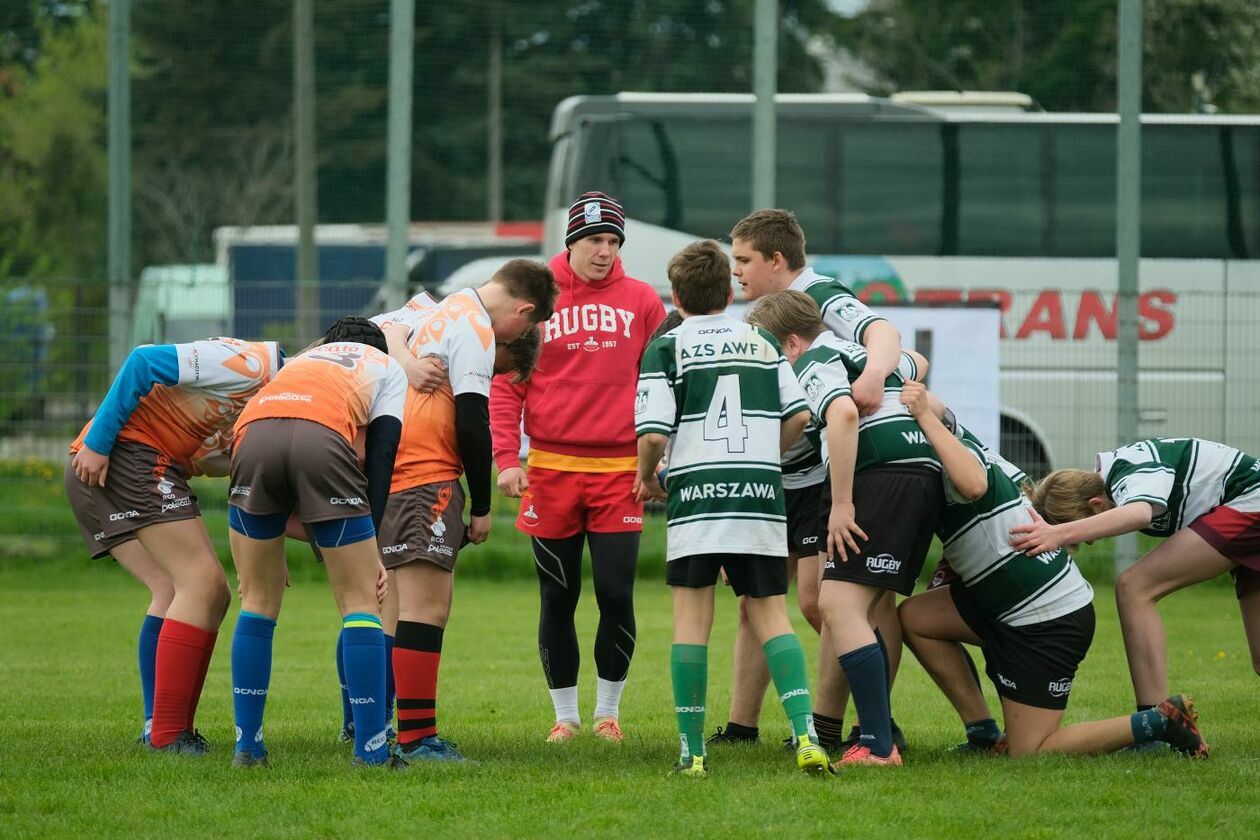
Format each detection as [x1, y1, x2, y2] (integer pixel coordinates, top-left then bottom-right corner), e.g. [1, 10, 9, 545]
[2, 277, 1257, 579]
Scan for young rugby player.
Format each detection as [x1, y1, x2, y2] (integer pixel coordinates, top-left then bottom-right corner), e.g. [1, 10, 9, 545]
[1012, 436, 1260, 712]
[491, 192, 666, 742]
[900, 386, 1208, 758]
[748, 290, 943, 767]
[227, 317, 407, 768]
[634, 240, 828, 777]
[711, 209, 910, 753]
[368, 263, 554, 761]
[67, 337, 283, 752]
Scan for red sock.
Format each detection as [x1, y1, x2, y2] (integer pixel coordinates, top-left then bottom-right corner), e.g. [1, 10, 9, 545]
[394, 621, 443, 747]
[151, 619, 211, 748]
[185, 630, 218, 732]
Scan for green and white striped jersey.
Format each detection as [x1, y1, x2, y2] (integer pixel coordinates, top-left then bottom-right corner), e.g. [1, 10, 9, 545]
[788, 268, 887, 345]
[939, 424, 1093, 627]
[635, 313, 808, 561]
[781, 349, 921, 490]
[792, 332, 940, 474]
[1098, 437, 1260, 537]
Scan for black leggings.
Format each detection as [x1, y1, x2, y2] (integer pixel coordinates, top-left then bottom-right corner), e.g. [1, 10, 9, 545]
[534, 531, 639, 688]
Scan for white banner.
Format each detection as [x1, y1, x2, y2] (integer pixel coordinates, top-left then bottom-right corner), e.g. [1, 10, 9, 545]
[874, 306, 1002, 452]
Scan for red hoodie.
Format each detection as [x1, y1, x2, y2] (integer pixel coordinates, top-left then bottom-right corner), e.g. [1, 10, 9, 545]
[491, 251, 666, 471]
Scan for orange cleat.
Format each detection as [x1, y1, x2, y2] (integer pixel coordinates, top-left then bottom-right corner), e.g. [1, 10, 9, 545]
[593, 717, 624, 743]
[832, 742, 903, 769]
[546, 721, 581, 743]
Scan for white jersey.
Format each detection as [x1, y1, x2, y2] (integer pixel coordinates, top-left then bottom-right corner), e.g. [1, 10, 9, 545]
[372, 288, 495, 397]
[636, 313, 807, 561]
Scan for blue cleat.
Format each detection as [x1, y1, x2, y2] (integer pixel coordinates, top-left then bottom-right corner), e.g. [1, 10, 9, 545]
[396, 735, 466, 762]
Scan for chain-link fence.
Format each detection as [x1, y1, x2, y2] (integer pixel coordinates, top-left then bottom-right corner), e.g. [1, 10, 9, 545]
[5, 1, 1260, 578]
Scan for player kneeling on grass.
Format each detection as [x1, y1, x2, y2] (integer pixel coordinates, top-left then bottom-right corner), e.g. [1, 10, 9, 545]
[228, 317, 407, 769]
[898, 383, 1208, 758]
[1012, 436, 1260, 723]
[67, 337, 283, 753]
[634, 239, 828, 778]
[748, 291, 945, 768]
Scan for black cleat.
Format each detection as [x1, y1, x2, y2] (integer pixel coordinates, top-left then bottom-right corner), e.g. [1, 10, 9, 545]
[147, 730, 209, 756]
[708, 726, 758, 746]
[1157, 695, 1209, 759]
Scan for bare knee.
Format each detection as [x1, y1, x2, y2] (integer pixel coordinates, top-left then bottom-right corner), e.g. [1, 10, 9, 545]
[1114, 565, 1151, 608]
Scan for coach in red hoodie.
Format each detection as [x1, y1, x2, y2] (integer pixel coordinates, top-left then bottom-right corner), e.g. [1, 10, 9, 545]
[491, 191, 666, 743]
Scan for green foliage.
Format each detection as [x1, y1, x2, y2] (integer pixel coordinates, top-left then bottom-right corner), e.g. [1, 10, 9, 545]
[0, 5, 106, 279]
[840, 0, 1260, 114]
[1, 564, 1257, 837]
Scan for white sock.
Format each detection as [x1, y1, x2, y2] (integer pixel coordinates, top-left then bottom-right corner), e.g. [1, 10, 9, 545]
[550, 686, 580, 725]
[594, 678, 626, 721]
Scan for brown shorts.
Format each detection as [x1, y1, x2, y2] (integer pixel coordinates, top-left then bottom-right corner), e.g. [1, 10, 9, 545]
[229, 418, 370, 523]
[378, 481, 466, 571]
[64, 442, 200, 559]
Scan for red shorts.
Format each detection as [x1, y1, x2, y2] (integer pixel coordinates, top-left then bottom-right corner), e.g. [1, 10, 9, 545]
[1188, 504, 1260, 571]
[515, 467, 642, 539]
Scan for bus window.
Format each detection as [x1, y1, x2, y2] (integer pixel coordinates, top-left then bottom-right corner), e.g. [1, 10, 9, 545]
[1143, 126, 1229, 258]
[779, 120, 838, 251]
[958, 124, 1046, 256]
[838, 122, 942, 255]
[1227, 126, 1260, 258]
[1051, 124, 1115, 257]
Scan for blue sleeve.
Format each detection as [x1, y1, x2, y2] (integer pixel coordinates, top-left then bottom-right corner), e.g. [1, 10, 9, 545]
[83, 345, 180, 455]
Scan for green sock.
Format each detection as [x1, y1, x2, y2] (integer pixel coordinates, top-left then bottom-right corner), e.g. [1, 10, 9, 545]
[1130, 708, 1167, 743]
[763, 633, 815, 740]
[670, 644, 708, 759]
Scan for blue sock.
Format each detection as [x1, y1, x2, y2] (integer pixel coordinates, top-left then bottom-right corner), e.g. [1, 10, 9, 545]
[1131, 708, 1168, 743]
[342, 613, 388, 764]
[839, 643, 893, 757]
[231, 611, 276, 757]
[138, 614, 163, 737]
[384, 632, 396, 732]
[336, 630, 352, 731]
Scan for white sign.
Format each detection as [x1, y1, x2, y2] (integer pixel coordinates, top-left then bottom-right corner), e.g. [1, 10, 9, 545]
[874, 306, 1001, 452]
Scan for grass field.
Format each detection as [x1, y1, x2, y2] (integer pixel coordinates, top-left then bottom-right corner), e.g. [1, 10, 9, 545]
[2, 557, 1258, 839]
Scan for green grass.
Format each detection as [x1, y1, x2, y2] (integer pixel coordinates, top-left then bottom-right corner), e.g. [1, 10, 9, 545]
[0, 457, 1148, 582]
[1, 560, 1258, 839]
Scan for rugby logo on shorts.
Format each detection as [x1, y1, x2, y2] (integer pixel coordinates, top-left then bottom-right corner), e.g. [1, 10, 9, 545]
[156, 477, 174, 496]
[522, 503, 539, 525]
[997, 673, 1017, 690]
[865, 553, 900, 574]
[1047, 678, 1073, 698]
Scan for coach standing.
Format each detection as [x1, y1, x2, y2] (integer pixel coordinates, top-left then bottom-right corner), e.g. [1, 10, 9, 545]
[491, 191, 665, 743]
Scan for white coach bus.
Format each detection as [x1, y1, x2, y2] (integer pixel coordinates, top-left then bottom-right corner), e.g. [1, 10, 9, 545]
[543, 92, 1260, 476]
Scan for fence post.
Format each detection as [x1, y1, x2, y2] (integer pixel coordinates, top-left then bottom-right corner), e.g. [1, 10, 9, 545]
[385, 0, 415, 312]
[752, 0, 777, 210]
[1115, 0, 1142, 574]
[294, 0, 320, 345]
[107, 0, 132, 374]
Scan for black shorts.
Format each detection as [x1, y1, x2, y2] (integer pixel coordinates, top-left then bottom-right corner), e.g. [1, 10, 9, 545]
[785, 484, 823, 557]
[819, 464, 944, 596]
[951, 582, 1096, 711]
[667, 553, 788, 599]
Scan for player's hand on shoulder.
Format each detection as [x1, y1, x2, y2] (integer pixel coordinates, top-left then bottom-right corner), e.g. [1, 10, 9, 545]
[850, 370, 884, 417]
[405, 354, 447, 393]
[467, 513, 491, 544]
[900, 380, 930, 418]
[1009, 507, 1061, 555]
[497, 466, 528, 498]
[827, 501, 867, 564]
[73, 446, 110, 487]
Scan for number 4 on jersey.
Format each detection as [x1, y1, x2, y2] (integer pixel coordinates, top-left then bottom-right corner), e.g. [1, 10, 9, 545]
[703, 374, 749, 454]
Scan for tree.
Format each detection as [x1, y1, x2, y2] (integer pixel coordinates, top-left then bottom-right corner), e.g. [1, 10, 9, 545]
[0, 5, 106, 279]
[836, 0, 1260, 114]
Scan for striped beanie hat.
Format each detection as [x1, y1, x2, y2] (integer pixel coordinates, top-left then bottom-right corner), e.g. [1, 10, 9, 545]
[565, 191, 626, 247]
